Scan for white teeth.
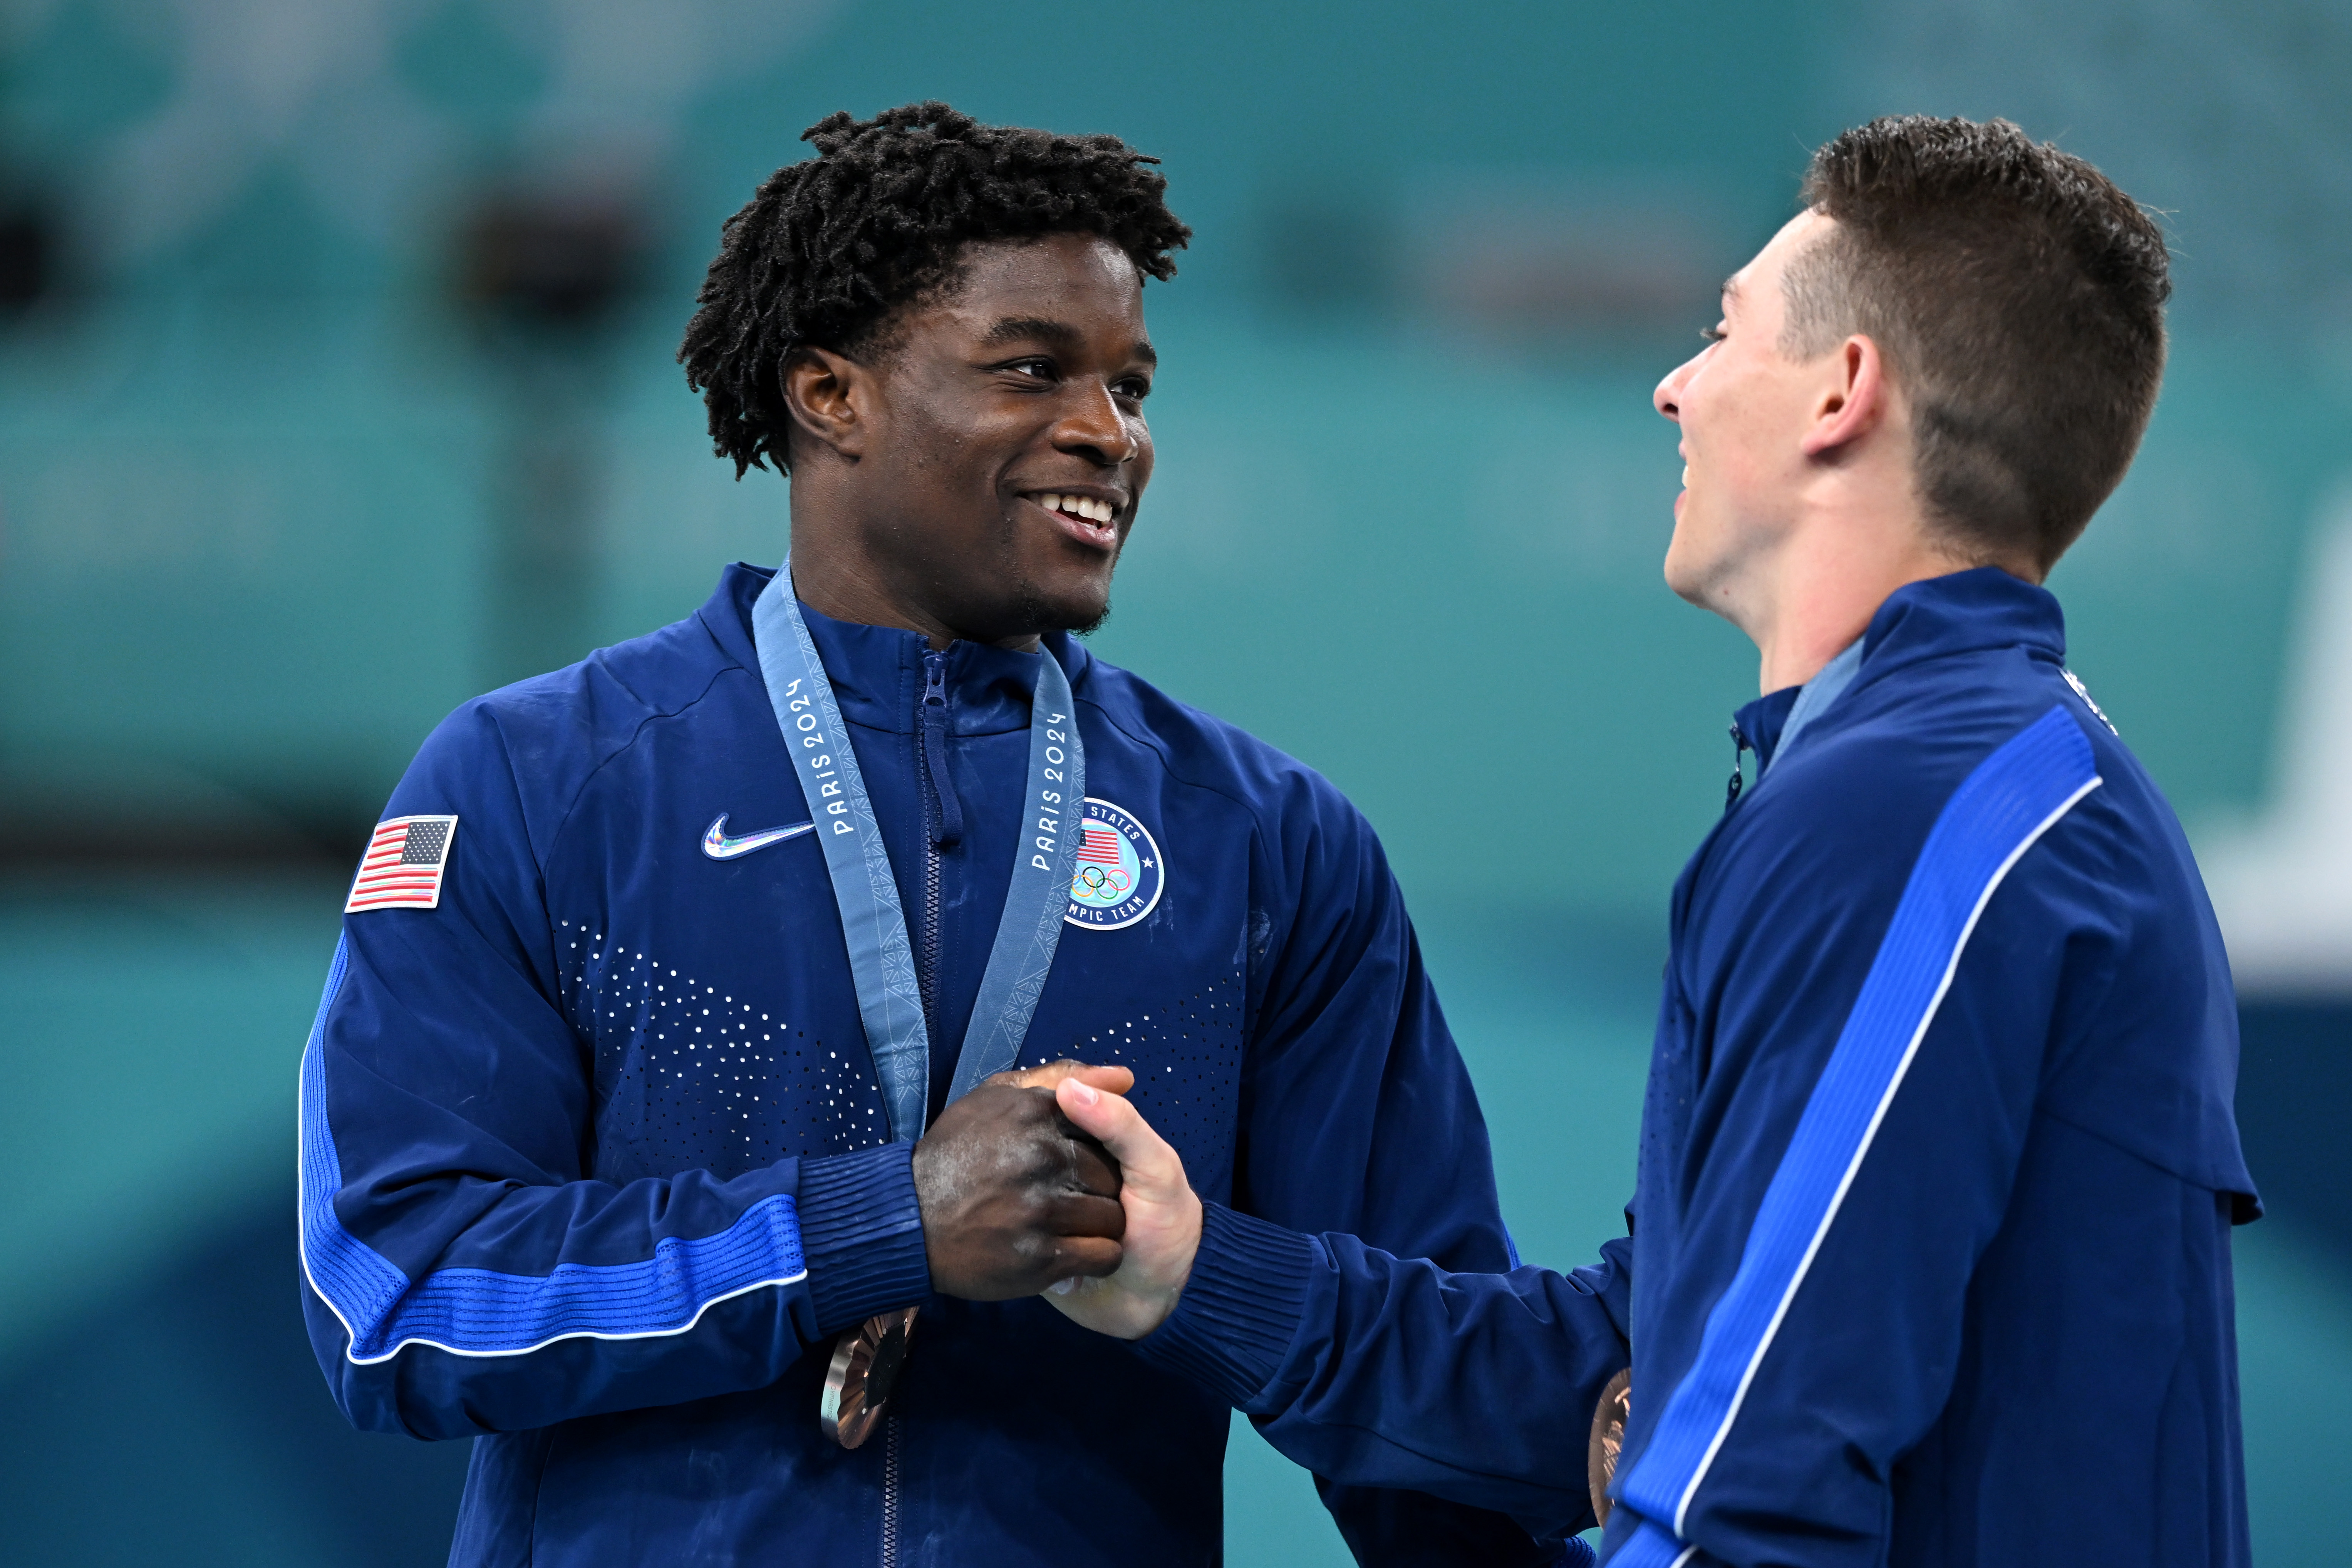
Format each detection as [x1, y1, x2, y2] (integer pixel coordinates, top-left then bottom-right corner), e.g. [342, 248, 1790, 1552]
[1032, 492, 1115, 526]
[1681, 465, 1691, 488]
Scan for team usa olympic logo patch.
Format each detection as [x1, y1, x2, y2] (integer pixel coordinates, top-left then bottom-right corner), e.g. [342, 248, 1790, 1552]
[1065, 798, 1162, 931]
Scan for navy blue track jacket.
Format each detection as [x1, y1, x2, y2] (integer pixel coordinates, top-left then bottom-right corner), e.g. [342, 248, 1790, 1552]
[298, 563, 1552, 1567]
[1133, 569, 2259, 1567]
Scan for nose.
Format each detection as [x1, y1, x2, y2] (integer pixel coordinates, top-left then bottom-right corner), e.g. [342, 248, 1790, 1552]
[1654, 353, 1695, 423]
[1053, 378, 1141, 467]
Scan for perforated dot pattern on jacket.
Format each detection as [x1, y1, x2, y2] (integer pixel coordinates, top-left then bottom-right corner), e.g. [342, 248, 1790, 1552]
[553, 920, 890, 1179]
[1036, 968, 1246, 1190]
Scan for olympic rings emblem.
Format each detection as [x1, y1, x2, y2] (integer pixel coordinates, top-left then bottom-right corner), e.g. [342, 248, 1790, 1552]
[1074, 863, 1133, 897]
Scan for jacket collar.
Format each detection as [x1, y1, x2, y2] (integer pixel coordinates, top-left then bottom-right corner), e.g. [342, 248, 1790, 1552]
[697, 562, 1093, 737]
[1732, 566, 2065, 773]
[1858, 564, 2065, 675]
[1732, 686, 1802, 775]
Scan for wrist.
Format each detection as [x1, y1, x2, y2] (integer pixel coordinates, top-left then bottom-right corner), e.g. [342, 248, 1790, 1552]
[800, 1143, 931, 1335]
[1139, 1189, 1203, 1335]
[1129, 1203, 1319, 1407]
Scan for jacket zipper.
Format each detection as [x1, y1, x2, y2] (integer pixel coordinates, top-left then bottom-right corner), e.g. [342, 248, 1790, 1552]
[917, 650, 962, 1043]
[896, 654, 961, 1566]
[880, 1416, 903, 1568]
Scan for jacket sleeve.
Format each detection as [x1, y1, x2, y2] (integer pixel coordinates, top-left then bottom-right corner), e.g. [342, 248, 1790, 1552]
[298, 703, 930, 1440]
[1227, 776, 1632, 1561]
[1601, 706, 2107, 1568]
[1133, 1205, 1634, 1539]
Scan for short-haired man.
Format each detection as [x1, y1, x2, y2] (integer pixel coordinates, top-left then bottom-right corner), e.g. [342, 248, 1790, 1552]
[298, 104, 1555, 1567]
[1044, 116, 2261, 1568]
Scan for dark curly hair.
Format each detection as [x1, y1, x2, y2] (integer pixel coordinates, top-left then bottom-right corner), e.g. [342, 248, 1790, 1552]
[679, 102, 1191, 478]
[1784, 116, 2171, 572]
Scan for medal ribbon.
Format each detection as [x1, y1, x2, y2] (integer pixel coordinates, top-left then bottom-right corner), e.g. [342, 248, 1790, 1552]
[751, 563, 1086, 1143]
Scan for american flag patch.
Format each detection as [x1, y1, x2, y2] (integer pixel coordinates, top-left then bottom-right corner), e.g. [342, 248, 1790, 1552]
[1078, 822, 1125, 866]
[345, 816, 459, 913]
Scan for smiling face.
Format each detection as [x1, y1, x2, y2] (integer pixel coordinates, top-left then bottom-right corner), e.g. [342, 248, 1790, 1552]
[803, 231, 1156, 645]
[1653, 210, 1844, 612]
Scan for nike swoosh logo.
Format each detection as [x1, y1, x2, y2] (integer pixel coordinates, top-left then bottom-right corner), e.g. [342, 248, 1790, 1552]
[702, 814, 818, 860]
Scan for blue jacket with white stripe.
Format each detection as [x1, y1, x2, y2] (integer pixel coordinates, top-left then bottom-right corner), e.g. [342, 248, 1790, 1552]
[1134, 568, 2259, 1567]
[299, 563, 1554, 1567]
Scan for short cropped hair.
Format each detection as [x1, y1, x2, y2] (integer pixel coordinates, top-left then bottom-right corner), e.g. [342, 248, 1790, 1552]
[679, 102, 1190, 477]
[1782, 116, 2171, 573]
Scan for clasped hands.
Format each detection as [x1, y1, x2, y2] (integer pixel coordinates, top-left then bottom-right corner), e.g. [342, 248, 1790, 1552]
[910, 1060, 1200, 1339]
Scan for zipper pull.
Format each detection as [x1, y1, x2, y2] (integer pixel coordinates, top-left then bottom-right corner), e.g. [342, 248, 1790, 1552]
[1725, 719, 1750, 810]
[922, 651, 948, 714]
[920, 651, 964, 849]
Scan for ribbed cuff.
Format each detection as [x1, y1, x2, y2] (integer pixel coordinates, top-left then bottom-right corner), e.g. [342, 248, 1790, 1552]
[798, 1142, 931, 1336]
[1130, 1202, 1318, 1407]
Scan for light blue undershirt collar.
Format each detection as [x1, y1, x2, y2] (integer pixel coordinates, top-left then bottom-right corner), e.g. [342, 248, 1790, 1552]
[1768, 634, 1865, 773]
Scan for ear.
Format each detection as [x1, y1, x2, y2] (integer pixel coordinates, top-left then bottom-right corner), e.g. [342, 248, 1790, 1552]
[1799, 333, 1893, 460]
[779, 346, 874, 462]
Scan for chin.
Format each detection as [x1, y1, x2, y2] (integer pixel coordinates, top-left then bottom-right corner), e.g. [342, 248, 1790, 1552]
[1661, 534, 1700, 603]
[1661, 503, 1730, 609]
[1014, 576, 1113, 637]
[1661, 552, 1699, 604]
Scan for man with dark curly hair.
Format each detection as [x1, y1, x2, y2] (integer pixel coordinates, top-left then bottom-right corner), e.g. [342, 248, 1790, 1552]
[298, 104, 1564, 1567]
[1045, 116, 2259, 1568]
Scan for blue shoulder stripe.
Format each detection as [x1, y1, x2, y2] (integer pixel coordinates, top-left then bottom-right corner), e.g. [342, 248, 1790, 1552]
[1617, 705, 2100, 1546]
[297, 936, 810, 1365]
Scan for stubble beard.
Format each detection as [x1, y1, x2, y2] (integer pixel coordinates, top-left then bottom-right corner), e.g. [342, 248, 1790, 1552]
[1014, 576, 1113, 638]
[1000, 511, 1118, 638]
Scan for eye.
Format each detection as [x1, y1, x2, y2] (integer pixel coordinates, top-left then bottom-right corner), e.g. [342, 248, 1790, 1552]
[1699, 325, 1727, 344]
[1003, 357, 1058, 382]
[1112, 375, 1152, 401]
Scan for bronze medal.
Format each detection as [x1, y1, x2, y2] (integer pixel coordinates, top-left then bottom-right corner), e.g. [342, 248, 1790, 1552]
[1587, 1367, 1631, 1528]
[821, 1306, 919, 1449]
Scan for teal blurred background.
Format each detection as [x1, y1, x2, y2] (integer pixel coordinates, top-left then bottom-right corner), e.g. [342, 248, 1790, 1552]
[4, 2, 2351, 1562]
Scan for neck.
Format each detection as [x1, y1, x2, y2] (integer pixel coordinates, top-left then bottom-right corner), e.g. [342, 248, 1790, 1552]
[1737, 497, 1989, 694]
[785, 524, 1043, 654]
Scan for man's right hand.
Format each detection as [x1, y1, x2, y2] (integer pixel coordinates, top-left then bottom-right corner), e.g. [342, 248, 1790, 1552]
[912, 1061, 1134, 1300]
[1039, 1078, 1204, 1340]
